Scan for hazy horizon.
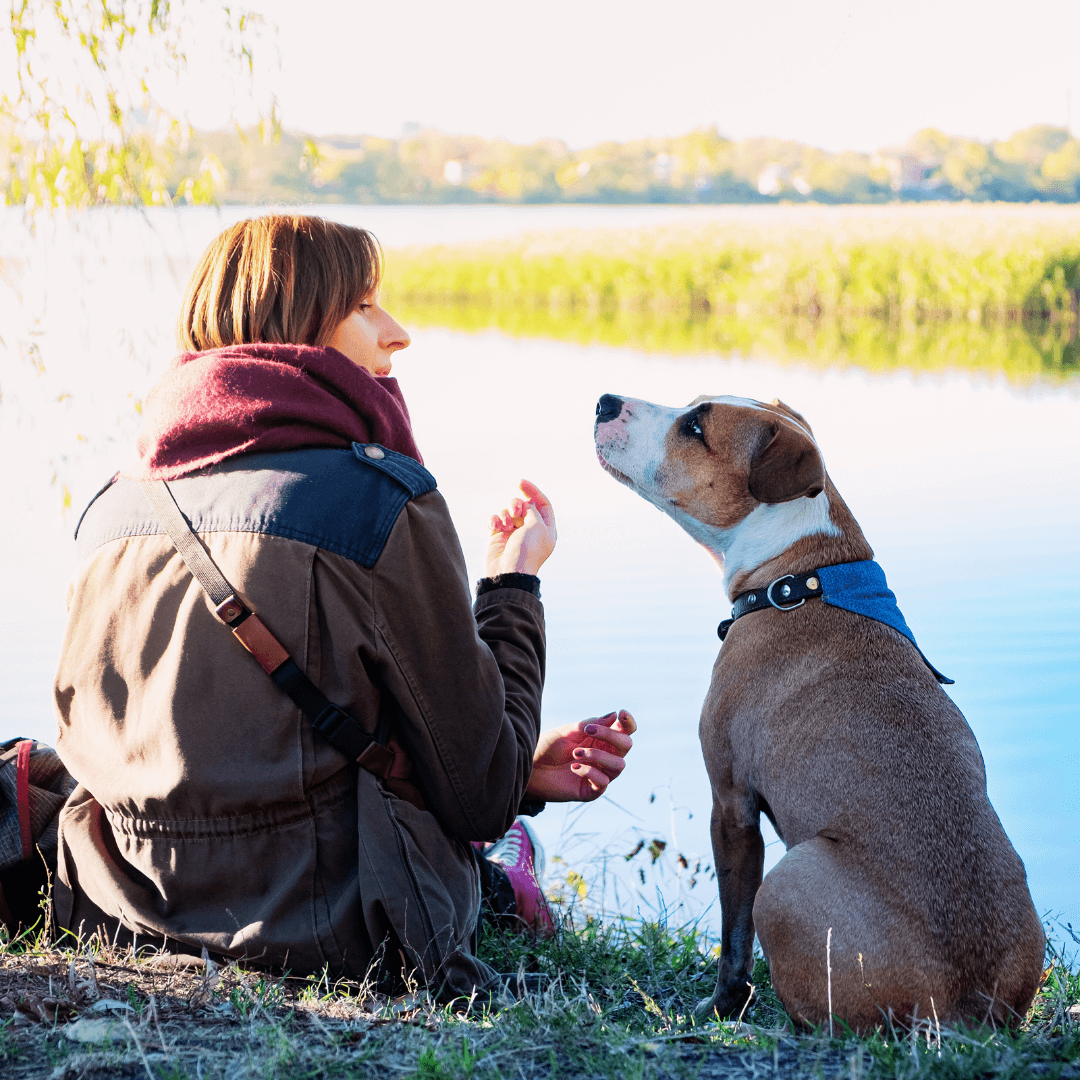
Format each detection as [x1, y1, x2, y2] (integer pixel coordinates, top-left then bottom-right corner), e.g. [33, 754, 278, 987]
[188, 118, 1072, 155]
[168, 0, 1079, 155]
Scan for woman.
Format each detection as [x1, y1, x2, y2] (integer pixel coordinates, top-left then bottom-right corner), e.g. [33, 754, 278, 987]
[52, 214, 634, 1001]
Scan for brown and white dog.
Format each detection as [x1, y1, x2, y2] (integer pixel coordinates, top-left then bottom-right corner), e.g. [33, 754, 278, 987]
[593, 393, 1044, 1031]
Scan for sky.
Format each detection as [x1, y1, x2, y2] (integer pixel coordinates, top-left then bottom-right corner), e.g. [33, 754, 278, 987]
[170, 0, 1080, 152]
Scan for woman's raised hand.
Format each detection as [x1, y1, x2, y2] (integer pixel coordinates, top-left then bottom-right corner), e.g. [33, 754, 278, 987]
[525, 710, 636, 803]
[483, 480, 557, 578]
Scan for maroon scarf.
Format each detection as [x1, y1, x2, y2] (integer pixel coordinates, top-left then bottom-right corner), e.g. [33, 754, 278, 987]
[135, 344, 422, 479]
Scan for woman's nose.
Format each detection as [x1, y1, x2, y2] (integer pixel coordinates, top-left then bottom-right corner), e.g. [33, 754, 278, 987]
[381, 311, 411, 353]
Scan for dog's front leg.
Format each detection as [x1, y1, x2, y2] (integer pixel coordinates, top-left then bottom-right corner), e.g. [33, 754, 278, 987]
[696, 799, 764, 1019]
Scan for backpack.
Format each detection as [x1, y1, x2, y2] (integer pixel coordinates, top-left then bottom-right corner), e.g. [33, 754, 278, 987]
[0, 738, 77, 935]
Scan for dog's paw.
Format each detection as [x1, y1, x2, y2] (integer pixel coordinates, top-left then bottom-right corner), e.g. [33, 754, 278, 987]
[695, 979, 754, 1020]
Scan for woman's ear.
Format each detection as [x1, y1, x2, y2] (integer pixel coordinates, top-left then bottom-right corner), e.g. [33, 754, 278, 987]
[747, 419, 826, 504]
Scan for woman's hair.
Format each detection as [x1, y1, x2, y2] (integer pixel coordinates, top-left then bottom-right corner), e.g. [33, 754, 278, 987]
[177, 214, 382, 352]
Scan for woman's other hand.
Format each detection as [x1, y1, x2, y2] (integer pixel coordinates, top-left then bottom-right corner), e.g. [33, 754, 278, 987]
[483, 480, 557, 577]
[525, 710, 636, 803]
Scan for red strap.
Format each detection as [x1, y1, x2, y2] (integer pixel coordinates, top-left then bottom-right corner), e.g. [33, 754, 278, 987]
[16, 740, 33, 861]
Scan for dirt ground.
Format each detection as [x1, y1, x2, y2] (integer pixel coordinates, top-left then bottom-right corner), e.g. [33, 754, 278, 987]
[3, 937, 1080, 1080]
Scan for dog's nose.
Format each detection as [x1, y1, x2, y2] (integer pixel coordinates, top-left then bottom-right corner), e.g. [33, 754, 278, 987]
[596, 394, 624, 422]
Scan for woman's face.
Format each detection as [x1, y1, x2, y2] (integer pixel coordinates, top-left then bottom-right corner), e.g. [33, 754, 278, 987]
[326, 299, 411, 376]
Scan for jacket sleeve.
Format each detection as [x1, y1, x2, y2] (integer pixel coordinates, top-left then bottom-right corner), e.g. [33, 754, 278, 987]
[370, 489, 546, 841]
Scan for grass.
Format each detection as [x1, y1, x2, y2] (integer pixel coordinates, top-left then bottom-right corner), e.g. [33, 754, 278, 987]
[381, 204, 1080, 383]
[1, 899, 1078, 1079]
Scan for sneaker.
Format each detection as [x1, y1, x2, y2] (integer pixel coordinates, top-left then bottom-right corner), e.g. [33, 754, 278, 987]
[485, 817, 554, 937]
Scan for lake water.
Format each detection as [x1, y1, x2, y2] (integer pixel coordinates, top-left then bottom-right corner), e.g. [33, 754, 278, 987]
[1, 205, 1078, 938]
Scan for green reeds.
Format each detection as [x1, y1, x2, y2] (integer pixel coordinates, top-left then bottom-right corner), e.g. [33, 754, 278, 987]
[383, 205, 1080, 380]
[384, 205, 1080, 321]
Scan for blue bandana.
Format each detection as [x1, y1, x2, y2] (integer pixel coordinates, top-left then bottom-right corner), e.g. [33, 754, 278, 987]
[817, 560, 953, 684]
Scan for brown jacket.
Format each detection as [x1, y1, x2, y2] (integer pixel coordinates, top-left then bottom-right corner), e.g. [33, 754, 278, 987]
[53, 445, 545, 995]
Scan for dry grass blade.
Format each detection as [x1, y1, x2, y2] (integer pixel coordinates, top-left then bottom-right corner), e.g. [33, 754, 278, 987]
[186, 946, 220, 1011]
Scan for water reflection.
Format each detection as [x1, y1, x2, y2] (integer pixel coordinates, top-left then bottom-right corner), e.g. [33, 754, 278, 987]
[394, 302, 1080, 383]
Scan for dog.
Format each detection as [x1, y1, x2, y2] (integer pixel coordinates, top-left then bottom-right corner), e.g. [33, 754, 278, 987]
[594, 392, 1044, 1031]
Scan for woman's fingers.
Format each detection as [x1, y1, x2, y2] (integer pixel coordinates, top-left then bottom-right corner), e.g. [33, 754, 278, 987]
[582, 709, 636, 733]
[519, 480, 555, 529]
[579, 712, 634, 756]
[491, 500, 538, 532]
[569, 761, 610, 798]
[490, 508, 520, 533]
[585, 729, 633, 758]
[484, 480, 557, 578]
[571, 745, 627, 777]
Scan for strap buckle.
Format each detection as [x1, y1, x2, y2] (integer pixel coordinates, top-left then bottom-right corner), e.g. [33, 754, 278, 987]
[767, 575, 805, 611]
[214, 595, 249, 625]
[356, 740, 395, 777]
[312, 704, 395, 776]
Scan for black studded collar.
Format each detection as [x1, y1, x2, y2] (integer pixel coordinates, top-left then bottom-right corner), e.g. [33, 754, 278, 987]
[715, 561, 953, 685]
[717, 571, 823, 641]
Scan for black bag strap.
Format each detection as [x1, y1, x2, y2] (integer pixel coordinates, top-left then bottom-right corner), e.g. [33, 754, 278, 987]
[139, 478, 394, 776]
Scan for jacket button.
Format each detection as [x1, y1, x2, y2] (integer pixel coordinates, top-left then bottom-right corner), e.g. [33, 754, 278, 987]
[364, 445, 385, 460]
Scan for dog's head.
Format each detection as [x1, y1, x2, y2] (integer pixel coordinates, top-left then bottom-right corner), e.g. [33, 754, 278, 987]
[594, 393, 840, 585]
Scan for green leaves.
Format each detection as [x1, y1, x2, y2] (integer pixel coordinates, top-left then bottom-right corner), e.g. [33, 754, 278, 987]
[1, 0, 261, 209]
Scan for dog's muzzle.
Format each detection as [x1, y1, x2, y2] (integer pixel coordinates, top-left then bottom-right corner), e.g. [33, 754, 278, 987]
[596, 394, 624, 422]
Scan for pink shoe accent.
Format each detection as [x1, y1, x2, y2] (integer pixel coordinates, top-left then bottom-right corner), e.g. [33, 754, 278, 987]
[486, 818, 554, 937]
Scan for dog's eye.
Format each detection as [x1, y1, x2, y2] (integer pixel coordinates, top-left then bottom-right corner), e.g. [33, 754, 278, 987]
[684, 416, 705, 441]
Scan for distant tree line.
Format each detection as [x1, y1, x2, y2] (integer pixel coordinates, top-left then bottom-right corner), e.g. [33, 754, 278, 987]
[4, 3, 1076, 211]
[165, 124, 1080, 206]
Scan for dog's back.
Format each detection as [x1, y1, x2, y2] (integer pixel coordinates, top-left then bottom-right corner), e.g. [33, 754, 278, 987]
[710, 600, 1044, 1028]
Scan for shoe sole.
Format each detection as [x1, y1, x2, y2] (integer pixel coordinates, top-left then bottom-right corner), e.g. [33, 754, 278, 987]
[515, 815, 545, 881]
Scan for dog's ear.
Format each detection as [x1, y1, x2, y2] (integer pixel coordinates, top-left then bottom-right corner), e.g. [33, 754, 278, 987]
[747, 419, 825, 504]
[770, 398, 815, 435]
